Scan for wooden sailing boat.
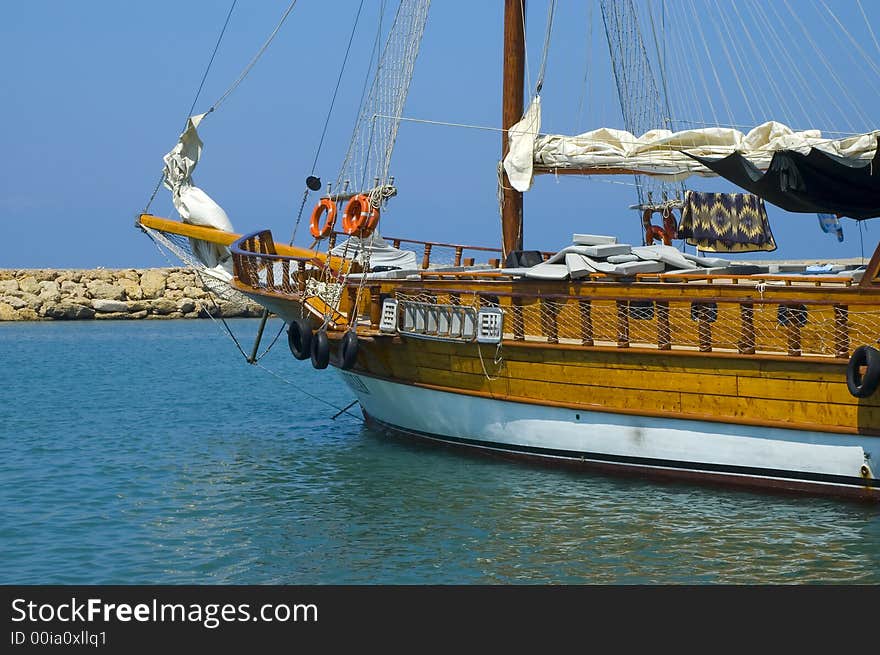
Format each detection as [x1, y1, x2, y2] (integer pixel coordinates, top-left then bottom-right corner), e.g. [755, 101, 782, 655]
[138, 0, 880, 501]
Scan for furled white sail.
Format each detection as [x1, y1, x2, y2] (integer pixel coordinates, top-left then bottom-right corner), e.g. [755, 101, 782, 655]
[502, 96, 542, 193]
[504, 98, 879, 192]
[162, 113, 234, 267]
[331, 231, 418, 270]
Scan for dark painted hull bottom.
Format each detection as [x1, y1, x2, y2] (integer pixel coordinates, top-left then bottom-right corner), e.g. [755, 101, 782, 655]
[363, 412, 880, 504]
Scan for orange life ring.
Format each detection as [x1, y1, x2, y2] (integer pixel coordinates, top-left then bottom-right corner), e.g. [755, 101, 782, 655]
[661, 207, 678, 240]
[309, 198, 337, 240]
[645, 224, 672, 246]
[342, 194, 380, 237]
[642, 208, 674, 246]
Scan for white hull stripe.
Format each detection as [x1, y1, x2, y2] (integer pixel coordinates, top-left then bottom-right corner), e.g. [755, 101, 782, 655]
[366, 415, 878, 490]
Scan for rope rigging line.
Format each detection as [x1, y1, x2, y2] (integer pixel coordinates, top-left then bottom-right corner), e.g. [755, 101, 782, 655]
[687, 0, 734, 128]
[703, 0, 754, 126]
[188, 0, 238, 119]
[289, 0, 367, 246]
[646, 0, 675, 129]
[818, 0, 880, 81]
[519, 0, 532, 103]
[663, 0, 705, 130]
[599, 0, 682, 216]
[711, 0, 765, 125]
[310, 0, 430, 331]
[764, 0, 837, 130]
[254, 362, 364, 422]
[780, 0, 862, 132]
[751, 0, 830, 129]
[378, 113, 876, 159]
[141, 224, 362, 422]
[857, 0, 880, 59]
[309, 0, 366, 177]
[142, 0, 238, 215]
[535, 0, 556, 95]
[575, 0, 593, 132]
[143, 0, 298, 216]
[730, 1, 787, 125]
[812, 0, 880, 128]
[206, 0, 300, 114]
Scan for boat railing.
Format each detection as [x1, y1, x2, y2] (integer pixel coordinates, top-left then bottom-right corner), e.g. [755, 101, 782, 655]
[387, 287, 878, 359]
[231, 230, 320, 295]
[327, 230, 553, 270]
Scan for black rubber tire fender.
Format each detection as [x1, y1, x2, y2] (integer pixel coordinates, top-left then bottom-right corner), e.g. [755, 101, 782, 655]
[340, 331, 359, 370]
[311, 329, 330, 370]
[287, 318, 313, 361]
[846, 345, 880, 398]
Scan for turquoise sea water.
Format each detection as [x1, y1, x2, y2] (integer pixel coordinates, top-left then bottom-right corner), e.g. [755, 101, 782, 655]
[2, 319, 880, 584]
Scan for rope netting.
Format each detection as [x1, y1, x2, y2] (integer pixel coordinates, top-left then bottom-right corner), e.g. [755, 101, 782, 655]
[303, 0, 431, 328]
[393, 289, 880, 358]
[333, 0, 430, 199]
[599, 0, 683, 211]
[141, 225, 249, 305]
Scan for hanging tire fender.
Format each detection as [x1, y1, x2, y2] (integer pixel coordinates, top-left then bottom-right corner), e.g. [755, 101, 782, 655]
[311, 329, 330, 370]
[288, 318, 313, 361]
[340, 331, 359, 370]
[846, 345, 880, 398]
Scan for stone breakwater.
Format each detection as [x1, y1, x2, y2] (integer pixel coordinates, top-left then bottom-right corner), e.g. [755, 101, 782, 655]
[0, 269, 266, 321]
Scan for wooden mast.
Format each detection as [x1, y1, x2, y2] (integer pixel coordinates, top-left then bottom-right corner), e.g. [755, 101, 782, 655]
[501, 0, 525, 260]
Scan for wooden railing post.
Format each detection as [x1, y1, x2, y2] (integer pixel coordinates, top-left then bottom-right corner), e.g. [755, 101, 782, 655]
[511, 296, 525, 341]
[297, 261, 307, 294]
[739, 303, 755, 354]
[421, 244, 433, 270]
[454, 247, 463, 267]
[784, 304, 803, 357]
[541, 299, 559, 344]
[346, 285, 359, 321]
[265, 256, 275, 290]
[281, 260, 292, 293]
[834, 304, 850, 358]
[579, 299, 593, 346]
[616, 301, 630, 348]
[657, 301, 671, 350]
[369, 286, 382, 329]
[697, 306, 712, 352]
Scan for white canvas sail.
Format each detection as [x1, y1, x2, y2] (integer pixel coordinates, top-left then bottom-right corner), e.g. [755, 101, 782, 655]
[162, 113, 234, 268]
[504, 98, 879, 192]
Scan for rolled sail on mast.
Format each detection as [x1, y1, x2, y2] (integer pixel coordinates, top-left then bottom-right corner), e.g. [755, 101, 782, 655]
[503, 98, 880, 191]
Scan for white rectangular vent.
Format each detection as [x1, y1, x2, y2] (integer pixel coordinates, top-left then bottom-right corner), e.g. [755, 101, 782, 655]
[379, 298, 398, 333]
[476, 308, 504, 344]
[396, 301, 489, 343]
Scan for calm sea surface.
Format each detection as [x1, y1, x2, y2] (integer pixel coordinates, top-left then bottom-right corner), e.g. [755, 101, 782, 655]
[2, 319, 880, 584]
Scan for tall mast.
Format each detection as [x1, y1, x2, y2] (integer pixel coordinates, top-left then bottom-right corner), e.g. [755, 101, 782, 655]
[501, 0, 525, 259]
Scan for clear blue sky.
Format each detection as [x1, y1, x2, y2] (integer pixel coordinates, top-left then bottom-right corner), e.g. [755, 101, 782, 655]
[1, 0, 878, 268]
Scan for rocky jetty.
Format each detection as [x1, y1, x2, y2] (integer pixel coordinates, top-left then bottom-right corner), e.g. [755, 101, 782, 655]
[0, 269, 266, 321]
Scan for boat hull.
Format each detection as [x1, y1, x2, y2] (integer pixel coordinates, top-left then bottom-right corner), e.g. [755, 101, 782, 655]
[340, 370, 880, 501]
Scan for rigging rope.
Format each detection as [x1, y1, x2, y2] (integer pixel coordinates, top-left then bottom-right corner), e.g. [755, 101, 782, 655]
[289, 0, 367, 246]
[142, 0, 238, 215]
[207, 0, 300, 114]
[778, 0, 863, 131]
[857, 0, 880, 59]
[142, 224, 362, 422]
[535, 0, 556, 94]
[188, 0, 238, 119]
[143, 0, 297, 215]
[309, 0, 366, 177]
[575, 0, 593, 132]
[599, 0, 680, 220]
